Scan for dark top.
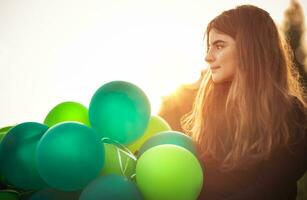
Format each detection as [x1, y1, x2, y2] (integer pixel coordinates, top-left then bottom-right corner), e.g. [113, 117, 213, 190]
[198, 98, 307, 200]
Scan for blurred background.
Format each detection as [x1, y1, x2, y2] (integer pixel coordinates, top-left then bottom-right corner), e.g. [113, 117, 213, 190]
[0, 0, 306, 127]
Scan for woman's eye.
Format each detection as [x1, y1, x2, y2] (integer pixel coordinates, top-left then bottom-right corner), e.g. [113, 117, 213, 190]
[216, 45, 223, 49]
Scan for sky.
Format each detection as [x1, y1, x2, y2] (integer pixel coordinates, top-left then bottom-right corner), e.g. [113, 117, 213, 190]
[0, 0, 306, 127]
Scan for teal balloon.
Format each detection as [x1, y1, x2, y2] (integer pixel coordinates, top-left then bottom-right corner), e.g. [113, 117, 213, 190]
[89, 81, 151, 144]
[36, 122, 104, 191]
[138, 131, 197, 157]
[79, 175, 143, 200]
[30, 188, 81, 200]
[44, 101, 90, 127]
[0, 122, 48, 189]
[0, 126, 14, 142]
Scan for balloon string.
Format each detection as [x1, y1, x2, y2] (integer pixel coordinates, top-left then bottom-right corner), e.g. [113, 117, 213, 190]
[101, 137, 137, 161]
[0, 189, 19, 193]
[116, 148, 125, 176]
[122, 150, 130, 174]
[130, 173, 136, 180]
[101, 137, 137, 179]
[0, 189, 35, 198]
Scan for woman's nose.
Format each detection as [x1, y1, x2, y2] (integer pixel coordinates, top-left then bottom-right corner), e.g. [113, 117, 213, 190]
[205, 50, 214, 63]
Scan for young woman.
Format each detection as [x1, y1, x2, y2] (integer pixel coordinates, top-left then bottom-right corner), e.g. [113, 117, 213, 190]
[182, 5, 307, 200]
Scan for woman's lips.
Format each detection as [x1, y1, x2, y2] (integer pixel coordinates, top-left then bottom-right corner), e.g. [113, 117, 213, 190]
[210, 66, 221, 72]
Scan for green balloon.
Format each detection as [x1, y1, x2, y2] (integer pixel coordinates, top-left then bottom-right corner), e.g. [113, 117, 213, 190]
[79, 175, 143, 200]
[0, 126, 14, 142]
[89, 81, 151, 144]
[0, 122, 48, 189]
[0, 126, 14, 132]
[138, 131, 197, 157]
[297, 171, 307, 199]
[136, 144, 203, 200]
[29, 188, 81, 200]
[1, 128, 10, 185]
[128, 115, 171, 153]
[36, 122, 104, 191]
[0, 191, 19, 200]
[44, 101, 90, 127]
[100, 143, 136, 178]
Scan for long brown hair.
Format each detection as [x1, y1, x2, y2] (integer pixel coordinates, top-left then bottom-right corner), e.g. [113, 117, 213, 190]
[182, 5, 306, 171]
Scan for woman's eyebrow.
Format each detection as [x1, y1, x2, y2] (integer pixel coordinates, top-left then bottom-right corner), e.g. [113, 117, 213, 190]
[209, 40, 226, 46]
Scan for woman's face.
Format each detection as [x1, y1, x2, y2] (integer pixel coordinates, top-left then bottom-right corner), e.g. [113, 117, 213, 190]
[205, 28, 238, 83]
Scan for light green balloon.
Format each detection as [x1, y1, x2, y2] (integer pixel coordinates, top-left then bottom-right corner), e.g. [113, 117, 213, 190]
[44, 101, 90, 127]
[0, 126, 13, 186]
[297, 171, 307, 199]
[136, 144, 203, 200]
[0, 126, 14, 142]
[100, 143, 136, 178]
[128, 116, 171, 153]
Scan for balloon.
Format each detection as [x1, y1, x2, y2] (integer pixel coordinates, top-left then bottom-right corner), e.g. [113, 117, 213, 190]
[89, 81, 151, 144]
[44, 101, 90, 127]
[36, 122, 104, 191]
[0, 126, 14, 141]
[0, 122, 48, 189]
[297, 171, 307, 199]
[128, 116, 171, 153]
[100, 143, 136, 178]
[0, 191, 19, 200]
[136, 144, 203, 200]
[0, 175, 5, 186]
[79, 175, 143, 200]
[138, 131, 197, 157]
[0, 125, 10, 186]
[29, 188, 81, 200]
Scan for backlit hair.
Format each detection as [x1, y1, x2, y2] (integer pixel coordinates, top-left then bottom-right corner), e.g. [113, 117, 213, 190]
[182, 5, 306, 171]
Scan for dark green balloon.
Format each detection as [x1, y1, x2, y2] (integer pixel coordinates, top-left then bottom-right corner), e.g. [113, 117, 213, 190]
[44, 101, 90, 127]
[36, 122, 104, 191]
[79, 175, 143, 200]
[0, 191, 19, 200]
[0, 122, 48, 189]
[89, 81, 151, 144]
[29, 188, 81, 200]
[138, 131, 197, 157]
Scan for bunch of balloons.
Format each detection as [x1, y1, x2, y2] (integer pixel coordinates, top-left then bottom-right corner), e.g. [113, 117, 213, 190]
[0, 80, 203, 200]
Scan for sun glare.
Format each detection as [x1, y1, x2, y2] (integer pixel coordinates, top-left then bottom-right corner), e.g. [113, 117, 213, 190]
[0, 0, 305, 126]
